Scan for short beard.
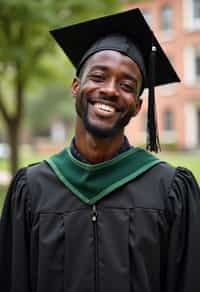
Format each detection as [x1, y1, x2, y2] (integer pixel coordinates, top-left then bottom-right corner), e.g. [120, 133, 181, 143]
[82, 107, 132, 138]
[75, 92, 134, 138]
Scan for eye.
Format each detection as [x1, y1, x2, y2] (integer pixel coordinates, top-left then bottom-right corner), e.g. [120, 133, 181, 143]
[89, 73, 105, 82]
[120, 82, 137, 94]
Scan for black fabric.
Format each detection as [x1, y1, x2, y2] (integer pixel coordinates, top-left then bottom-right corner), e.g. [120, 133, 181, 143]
[70, 136, 131, 164]
[50, 8, 180, 88]
[147, 46, 160, 152]
[0, 169, 31, 292]
[76, 34, 146, 94]
[0, 162, 200, 292]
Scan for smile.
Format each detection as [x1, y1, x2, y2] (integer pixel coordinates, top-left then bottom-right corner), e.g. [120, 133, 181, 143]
[94, 102, 115, 113]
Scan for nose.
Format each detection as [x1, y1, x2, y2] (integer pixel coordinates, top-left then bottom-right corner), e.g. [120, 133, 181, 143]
[99, 79, 119, 98]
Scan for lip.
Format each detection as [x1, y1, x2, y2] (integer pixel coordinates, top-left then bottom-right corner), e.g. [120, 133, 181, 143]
[87, 100, 122, 119]
[88, 99, 122, 112]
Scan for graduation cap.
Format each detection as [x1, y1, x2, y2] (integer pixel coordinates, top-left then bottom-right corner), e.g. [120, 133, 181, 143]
[50, 8, 180, 152]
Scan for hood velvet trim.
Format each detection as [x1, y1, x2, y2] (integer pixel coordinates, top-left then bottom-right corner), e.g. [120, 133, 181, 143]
[46, 147, 161, 205]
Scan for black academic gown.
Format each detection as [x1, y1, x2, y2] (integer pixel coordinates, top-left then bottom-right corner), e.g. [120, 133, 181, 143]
[0, 160, 200, 292]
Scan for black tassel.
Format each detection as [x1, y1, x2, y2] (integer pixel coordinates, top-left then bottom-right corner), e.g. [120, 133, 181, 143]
[146, 45, 161, 152]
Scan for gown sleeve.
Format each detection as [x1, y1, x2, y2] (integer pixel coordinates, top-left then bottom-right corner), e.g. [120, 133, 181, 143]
[0, 168, 31, 292]
[166, 167, 200, 292]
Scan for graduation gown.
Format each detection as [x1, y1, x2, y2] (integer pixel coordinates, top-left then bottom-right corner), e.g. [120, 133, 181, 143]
[0, 147, 200, 292]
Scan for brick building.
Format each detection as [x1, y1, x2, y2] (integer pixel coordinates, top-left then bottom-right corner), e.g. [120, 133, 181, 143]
[125, 0, 200, 150]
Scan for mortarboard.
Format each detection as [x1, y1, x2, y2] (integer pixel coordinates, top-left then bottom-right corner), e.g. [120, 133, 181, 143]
[50, 8, 180, 152]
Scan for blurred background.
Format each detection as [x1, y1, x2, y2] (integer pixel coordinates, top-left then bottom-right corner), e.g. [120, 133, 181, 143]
[0, 0, 200, 211]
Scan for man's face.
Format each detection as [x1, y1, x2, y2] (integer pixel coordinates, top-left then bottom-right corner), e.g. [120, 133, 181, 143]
[72, 50, 143, 138]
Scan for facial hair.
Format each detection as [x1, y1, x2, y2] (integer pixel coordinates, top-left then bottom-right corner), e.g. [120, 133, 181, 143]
[83, 105, 132, 138]
[76, 93, 134, 138]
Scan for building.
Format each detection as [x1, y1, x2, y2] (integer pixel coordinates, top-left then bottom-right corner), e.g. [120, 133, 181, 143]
[125, 0, 200, 150]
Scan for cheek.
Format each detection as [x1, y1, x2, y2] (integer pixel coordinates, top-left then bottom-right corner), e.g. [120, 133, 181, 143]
[75, 91, 85, 114]
[125, 95, 138, 108]
[82, 79, 101, 92]
[75, 89, 89, 116]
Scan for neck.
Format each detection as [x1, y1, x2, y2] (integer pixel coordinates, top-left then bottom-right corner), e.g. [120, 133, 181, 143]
[75, 117, 125, 163]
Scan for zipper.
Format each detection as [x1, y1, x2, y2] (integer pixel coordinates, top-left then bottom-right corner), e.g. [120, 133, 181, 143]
[91, 204, 99, 292]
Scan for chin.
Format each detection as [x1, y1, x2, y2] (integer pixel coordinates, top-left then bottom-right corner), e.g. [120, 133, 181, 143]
[83, 116, 122, 138]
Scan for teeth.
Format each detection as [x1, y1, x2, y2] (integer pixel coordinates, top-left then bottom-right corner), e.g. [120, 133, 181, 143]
[95, 103, 115, 112]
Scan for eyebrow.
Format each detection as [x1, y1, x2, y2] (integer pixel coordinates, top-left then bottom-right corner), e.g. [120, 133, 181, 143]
[88, 65, 109, 72]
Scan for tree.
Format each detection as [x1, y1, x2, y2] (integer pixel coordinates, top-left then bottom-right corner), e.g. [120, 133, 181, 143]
[0, 0, 120, 175]
[26, 83, 75, 135]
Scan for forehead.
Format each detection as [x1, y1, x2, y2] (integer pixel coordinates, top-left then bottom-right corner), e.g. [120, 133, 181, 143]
[83, 50, 142, 77]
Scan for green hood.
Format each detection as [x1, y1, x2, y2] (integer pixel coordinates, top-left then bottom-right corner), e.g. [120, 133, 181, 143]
[46, 147, 161, 205]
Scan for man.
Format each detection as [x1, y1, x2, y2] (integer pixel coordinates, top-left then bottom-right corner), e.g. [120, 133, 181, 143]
[0, 8, 200, 292]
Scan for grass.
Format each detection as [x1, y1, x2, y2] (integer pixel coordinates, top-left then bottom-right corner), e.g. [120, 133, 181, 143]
[0, 149, 200, 213]
[0, 186, 7, 213]
[158, 152, 200, 183]
[0, 147, 48, 213]
[0, 149, 48, 172]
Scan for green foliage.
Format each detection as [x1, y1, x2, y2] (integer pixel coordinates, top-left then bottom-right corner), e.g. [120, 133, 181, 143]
[0, 0, 120, 65]
[25, 83, 75, 132]
[0, 0, 121, 172]
[0, 186, 7, 214]
[0, 0, 121, 120]
[0, 0, 121, 106]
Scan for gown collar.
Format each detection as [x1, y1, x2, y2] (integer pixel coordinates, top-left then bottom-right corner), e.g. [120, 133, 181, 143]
[70, 136, 131, 164]
[46, 146, 161, 205]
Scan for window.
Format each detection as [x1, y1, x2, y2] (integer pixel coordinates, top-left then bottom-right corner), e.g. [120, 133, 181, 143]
[141, 9, 152, 26]
[195, 54, 200, 80]
[160, 5, 173, 36]
[185, 104, 200, 148]
[162, 109, 175, 142]
[184, 46, 200, 84]
[163, 110, 173, 131]
[183, 0, 200, 30]
[193, 0, 200, 20]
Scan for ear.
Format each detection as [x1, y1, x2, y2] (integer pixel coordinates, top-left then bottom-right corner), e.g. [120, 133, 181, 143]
[71, 77, 80, 97]
[133, 99, 143, 117]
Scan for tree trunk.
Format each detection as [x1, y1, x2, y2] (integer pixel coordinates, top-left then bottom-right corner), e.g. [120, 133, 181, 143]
[7, 119, 20, 176]
[0, 71, 24, 176]
[8, 65, 24, 176]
